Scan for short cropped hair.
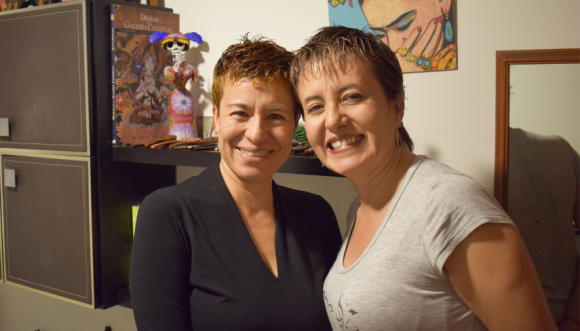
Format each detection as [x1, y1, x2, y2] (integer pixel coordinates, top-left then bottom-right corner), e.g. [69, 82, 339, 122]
[212, 34, 300, 118]
[290, 26, 413, 151]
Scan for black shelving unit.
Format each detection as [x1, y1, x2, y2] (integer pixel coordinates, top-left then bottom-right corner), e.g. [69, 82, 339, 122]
[113, 147, 340, 177]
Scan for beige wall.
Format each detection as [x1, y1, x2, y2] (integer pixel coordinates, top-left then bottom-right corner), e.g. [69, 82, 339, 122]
[510, 63, 580, 152]
[1, 0, 579, 330]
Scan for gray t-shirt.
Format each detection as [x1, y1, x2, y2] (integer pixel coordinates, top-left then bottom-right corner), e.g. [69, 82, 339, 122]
[323, 156, 514, 331]
[508, 128, 580, 322]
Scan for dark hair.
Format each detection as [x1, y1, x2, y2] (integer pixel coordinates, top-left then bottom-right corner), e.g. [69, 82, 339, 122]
[212, 34, 300, 118]
[290, 26, 413, 151]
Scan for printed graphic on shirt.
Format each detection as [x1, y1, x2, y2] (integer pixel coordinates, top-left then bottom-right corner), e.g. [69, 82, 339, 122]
[324, 292, 360, 331]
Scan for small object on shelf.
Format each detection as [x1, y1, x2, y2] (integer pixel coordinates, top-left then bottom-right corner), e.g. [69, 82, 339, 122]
[293, 122, 308, 142]
[196, 116, 216, 139]
[141, 135, 176, 147]
[19, 0, 36, 7]
[132, 205, 139, 238]
[291, 139, 312, 155]
[37, 0, 55, 5]
[292, 145, 310, 153]
[168, 137, 217, 149]
[150, 31, 203, 143]
[4, 0, 18, 10]
[149, 140, 179, 149]
[146, 0, 163, 6]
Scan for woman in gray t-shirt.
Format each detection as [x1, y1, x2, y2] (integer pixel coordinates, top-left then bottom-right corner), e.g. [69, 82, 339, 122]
[289, 26, 564, 331]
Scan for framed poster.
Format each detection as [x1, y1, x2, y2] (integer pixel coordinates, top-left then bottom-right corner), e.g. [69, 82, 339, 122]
[329, 0, 457, 73]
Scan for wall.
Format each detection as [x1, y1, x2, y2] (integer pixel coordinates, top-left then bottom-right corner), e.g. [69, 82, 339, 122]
[510, 63, 580, 152]
[0, 0, 578, 330]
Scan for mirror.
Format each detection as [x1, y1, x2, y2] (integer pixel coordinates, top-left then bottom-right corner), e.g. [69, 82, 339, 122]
[494, 48, 580, 324]
[494, 48, 580, 209]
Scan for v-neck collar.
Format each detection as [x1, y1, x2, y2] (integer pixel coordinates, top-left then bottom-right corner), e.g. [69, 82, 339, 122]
[336, 155, 426, 273]
[210, 163, 283, 280]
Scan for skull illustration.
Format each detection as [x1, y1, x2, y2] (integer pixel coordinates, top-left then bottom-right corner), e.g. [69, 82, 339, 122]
[166, 40, 187, 63]
[151, 32, 203, 68]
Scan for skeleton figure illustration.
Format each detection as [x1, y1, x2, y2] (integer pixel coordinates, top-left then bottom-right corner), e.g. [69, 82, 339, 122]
[150, 31, 203, 141]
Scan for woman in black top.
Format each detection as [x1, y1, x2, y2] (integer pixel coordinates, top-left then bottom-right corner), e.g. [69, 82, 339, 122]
[130, 35, 342, 331]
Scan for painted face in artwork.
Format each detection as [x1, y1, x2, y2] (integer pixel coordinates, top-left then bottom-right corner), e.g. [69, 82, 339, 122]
[213, 79, 297, 183]
[144, 54, 155, 75]
[360, 0, 454, 72]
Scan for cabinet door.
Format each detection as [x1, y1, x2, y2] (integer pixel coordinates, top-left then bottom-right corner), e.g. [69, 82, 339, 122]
[1, 154, 94, 307]
[0, 2, 89, 154]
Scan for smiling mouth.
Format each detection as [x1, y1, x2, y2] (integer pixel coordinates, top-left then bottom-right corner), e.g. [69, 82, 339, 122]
[328, 135, 364, 150]
[237, 148, 269, 157]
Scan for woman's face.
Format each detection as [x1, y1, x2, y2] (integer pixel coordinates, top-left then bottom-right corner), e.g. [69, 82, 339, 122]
[297, 57, 403, 177]
[214, 79, 296, 183]
[361, 0, 451, 71]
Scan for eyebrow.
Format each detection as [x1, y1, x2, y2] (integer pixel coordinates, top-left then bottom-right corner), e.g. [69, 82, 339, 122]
[302, 94, 322, 105]
[338, 83, 361, 95]
[225, 102, 249, 110]
[225, 102, 292, 113]
[302, 83, 362, 104]
[266, 106, 292, 113]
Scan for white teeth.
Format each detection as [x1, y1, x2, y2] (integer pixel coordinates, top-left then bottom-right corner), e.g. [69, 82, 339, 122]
[330, 136, 362, 149]
[239, 148, 267, 157]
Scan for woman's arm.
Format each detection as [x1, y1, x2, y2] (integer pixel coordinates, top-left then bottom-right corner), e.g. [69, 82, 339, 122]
[559, 187, 580, 331]
[130, 194, 193, 331]
[559, 260, 580, 331]
[444, 223, 557, 331]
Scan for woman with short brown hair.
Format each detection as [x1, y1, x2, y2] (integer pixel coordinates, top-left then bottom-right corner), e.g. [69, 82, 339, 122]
[130, 35, 341, 331]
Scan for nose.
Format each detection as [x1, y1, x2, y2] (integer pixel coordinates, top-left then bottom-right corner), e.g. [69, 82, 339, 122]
[245, 116, 269, 144]
[325, 103, 349, 132]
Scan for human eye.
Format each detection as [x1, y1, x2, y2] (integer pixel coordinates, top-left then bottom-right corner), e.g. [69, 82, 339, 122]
[342, 93, 362, 104]
[268, 113, 286, 120]
[231, 111, 248, 117]
[396, 12, 415, 31]
[306, 104, 324, 115]
[372, 28, 386, 39]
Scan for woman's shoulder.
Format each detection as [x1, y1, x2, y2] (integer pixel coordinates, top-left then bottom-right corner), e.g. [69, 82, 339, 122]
[144, 163, 222, 209]
[414, 157, 484, 193]
[411, 157, 505, 213]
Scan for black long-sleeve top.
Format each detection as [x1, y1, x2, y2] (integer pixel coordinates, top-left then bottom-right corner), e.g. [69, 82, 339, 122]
[130, 163, 342, 331]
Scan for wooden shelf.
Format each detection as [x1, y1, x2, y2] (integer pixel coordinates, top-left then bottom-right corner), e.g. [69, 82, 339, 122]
[113, 147, 341, 177]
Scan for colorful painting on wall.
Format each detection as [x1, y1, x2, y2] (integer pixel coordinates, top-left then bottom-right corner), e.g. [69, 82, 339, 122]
[328, 0, 457, 73]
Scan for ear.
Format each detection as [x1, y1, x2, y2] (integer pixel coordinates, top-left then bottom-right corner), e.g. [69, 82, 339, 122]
[394, 93, 405, 122]
[293, 111, 301, 132]
[212, 104, 219, 135]
[440, 0, 452, 13]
